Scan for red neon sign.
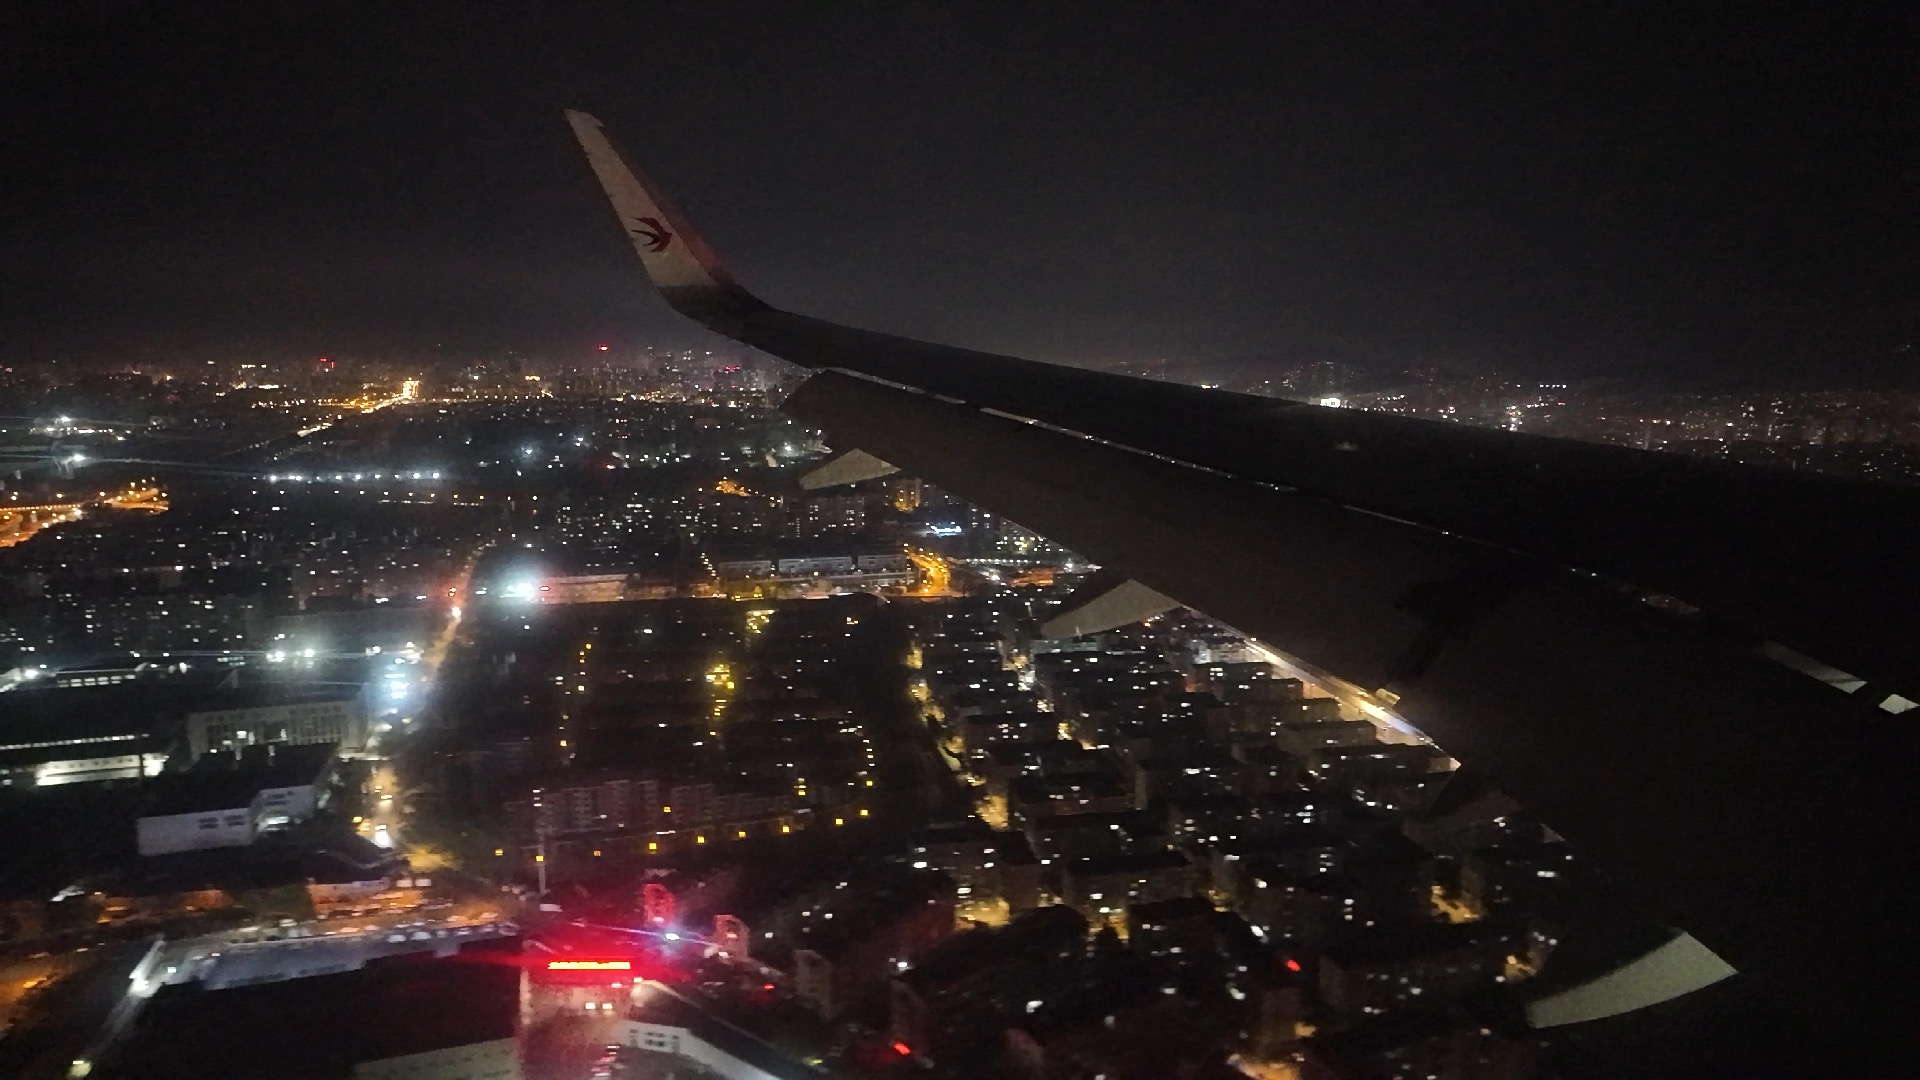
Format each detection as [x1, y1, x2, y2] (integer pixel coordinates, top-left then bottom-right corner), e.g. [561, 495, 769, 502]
[547, 960, 632, 971]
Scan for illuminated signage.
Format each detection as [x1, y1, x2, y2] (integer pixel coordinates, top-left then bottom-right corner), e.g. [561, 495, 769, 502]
[547, 960, 632, 971]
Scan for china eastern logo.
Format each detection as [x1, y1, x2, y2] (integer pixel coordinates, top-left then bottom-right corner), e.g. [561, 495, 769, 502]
[630, 216, 672, 252]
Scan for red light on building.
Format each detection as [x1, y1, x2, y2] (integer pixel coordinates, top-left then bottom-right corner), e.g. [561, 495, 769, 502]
[598, 344, 610, 351]
[642, 882, 676, 928]
[547, 960, 632, 971]
[1284, 957, 1302, 972]
[892, 1042, 912, 1056]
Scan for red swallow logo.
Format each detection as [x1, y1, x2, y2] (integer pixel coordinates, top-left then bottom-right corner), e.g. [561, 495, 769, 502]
[630, 216, 672, 253]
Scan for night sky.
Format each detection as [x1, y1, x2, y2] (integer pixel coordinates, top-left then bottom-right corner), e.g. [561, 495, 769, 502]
[2, 2, 1914, 384]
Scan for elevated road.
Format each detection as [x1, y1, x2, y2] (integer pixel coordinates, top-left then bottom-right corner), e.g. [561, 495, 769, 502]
[0, 486, 166, 549]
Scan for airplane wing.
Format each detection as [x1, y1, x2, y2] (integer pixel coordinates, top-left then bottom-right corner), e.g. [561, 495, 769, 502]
[564, 110, 766, 331]
[565, 111, 1918, 1071]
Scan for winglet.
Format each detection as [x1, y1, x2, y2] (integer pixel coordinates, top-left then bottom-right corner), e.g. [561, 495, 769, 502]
[564, 110, 767, 330]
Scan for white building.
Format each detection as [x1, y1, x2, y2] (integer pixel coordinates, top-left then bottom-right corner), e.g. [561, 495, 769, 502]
[137, 789, 257, 856]
[714, 556, 776, 579]
[855, 550, 910, 572]
[137, 742, 338, 855]
[775, 554, 856, 576]
[186, 684, 367, 759]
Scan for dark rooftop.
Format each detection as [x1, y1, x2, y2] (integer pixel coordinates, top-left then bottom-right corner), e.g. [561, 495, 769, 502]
[141, 770, 261, 816]
[899, 904, 1089, 993]
[103, 944, 520, 1080]
[145, 741, 337, 815]
[187, 682, 364, 713]
[0, 678, 217, 744]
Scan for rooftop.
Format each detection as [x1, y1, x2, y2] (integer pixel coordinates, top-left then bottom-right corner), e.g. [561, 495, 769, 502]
[899, 904, 1090, 992]
[140, 771, 262, 816]
[188, 682, 364, 714]
[106, 944, 520, 1080]
[0, 678, 216, 747]
[633, 981, 832, 1080]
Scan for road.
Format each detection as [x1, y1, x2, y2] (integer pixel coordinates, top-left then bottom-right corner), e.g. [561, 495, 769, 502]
[0, 502, 82, 549]
[0, 485, 166, 550]
[360, 760, 408, 854]
[357, 554, 474, 867]
[904, 548, 954, 596]
[419, 555, 474, 677]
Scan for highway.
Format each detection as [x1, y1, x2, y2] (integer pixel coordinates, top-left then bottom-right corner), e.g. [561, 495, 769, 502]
[0, 503, 82, 549]
[0, 485, 167, 549]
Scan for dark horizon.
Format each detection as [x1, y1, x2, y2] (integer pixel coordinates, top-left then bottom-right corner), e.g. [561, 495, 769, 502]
[2, 3, 1915, 387]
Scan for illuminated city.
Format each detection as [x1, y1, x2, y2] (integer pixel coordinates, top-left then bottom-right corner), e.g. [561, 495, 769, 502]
[2, 7, 1914, 1080]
